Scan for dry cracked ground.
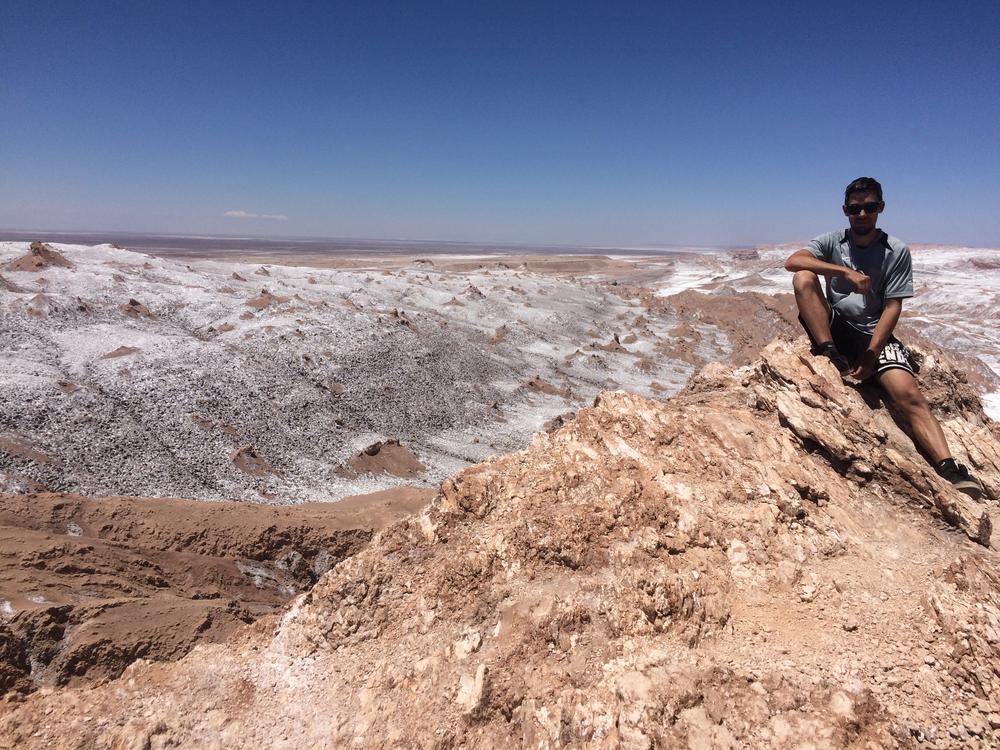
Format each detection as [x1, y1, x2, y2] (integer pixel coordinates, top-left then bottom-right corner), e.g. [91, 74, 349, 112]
[3, 240, 1000, 747]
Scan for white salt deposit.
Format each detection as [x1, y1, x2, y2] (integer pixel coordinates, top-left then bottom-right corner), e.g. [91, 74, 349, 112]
[0, 240, 709, 502]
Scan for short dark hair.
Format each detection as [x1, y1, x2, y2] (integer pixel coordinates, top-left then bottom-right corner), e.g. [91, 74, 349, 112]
[844, 177, 883, 203]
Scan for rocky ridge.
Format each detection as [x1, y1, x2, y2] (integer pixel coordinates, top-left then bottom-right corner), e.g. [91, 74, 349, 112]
[2, 339, 1000, 748]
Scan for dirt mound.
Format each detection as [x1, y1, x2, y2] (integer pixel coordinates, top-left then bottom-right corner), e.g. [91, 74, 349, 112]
[100, 346, 140, 359]
[0, 489, 432, 695]
[230, 445, 272, 476]
[7, 338, 1000, 747]
[119, 298, 154, 318]
[589, 333, 630, 353]
[3, 242, 74, 273]
[525, 375, 572, 398]
[245, 289, 290, 310]
[339, 440, 425, 478]
[0, 436, 56, 466]
[489, 324, 508, 343]
[24, 294, 57, 318]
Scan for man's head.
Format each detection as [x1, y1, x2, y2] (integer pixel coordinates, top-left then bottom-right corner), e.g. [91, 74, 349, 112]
[843, 176, 884, 237]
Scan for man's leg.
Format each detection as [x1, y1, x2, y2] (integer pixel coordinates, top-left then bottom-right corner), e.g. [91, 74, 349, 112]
[792, 271, 833, 345]
[792, 271, 850, 372]
[876, 353, 983, 499]
[876, 367, 951, 462]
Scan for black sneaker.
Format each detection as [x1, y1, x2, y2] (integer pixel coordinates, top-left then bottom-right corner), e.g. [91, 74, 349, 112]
[818, 341, 851, 375]
[935, 458, 984, 501]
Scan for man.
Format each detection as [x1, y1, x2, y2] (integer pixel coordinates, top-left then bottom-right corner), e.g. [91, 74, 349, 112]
[784, 176, 984, 499]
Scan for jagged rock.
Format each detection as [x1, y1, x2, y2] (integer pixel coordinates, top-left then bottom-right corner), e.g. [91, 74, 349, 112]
[3, 340, 1000, 747]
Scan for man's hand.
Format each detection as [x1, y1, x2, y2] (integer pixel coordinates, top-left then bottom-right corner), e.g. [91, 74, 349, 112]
[844, 269, 871, 295]
[848, 349, 877, 381]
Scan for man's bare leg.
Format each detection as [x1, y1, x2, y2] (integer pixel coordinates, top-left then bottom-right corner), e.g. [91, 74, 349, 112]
[877, 367, 950, 462]
[877, 367, 983, 498]
[792, 270, 833, 345]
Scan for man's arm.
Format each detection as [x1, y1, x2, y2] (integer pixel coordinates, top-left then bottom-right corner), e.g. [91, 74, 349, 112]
[784, 249, 871, 295]
[848, 298, 903, 380]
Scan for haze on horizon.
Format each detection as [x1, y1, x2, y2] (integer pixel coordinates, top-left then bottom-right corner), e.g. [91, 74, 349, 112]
[2, 0, 998, 248]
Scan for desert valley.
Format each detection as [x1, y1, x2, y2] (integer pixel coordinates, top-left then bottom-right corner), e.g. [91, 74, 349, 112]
[2, 237, 1000, 747]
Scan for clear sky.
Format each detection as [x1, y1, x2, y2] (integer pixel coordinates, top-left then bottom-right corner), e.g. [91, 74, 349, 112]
[2, 1, 998, 246]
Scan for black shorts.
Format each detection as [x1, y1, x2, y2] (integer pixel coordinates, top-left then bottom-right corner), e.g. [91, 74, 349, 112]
[799, 310, 918, 378]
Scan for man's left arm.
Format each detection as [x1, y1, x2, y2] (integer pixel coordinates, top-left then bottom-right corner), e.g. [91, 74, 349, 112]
[849, 299, 902, 380]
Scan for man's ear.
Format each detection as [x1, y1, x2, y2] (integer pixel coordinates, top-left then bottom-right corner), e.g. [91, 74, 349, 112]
[877, 201, 885, 213]
[842, 205, 850, 216]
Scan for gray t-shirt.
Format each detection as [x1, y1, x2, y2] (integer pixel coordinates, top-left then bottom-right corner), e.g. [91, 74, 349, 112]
[806, 229, 914, 335]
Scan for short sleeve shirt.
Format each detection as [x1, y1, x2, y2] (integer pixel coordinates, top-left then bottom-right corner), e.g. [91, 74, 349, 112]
[806, 229, 914, 335]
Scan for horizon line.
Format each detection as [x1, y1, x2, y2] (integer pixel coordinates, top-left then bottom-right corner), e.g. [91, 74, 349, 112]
[2, 227, 998, 252]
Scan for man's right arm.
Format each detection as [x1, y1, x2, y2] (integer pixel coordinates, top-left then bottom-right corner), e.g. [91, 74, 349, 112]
[784, 249, 871, 295]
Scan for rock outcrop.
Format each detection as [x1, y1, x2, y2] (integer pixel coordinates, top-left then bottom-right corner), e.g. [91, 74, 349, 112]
[2, 339, 1000, 748]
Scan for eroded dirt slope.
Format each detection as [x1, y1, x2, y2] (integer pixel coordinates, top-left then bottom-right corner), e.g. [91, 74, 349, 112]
[0, 488, 432, 694]
[2, 340, 1000, 748]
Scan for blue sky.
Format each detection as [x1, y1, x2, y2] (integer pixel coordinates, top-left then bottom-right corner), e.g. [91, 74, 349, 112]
[2, 1, 998, 246]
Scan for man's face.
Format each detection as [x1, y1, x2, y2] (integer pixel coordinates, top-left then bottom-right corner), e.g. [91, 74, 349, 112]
[843, 190, 884, 236]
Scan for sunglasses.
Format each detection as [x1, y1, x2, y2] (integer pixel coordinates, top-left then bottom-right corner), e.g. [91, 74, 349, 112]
[844, 202, 882, 216]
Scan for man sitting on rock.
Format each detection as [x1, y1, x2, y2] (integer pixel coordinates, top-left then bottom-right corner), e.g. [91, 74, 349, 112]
[784, 176, 984, 499]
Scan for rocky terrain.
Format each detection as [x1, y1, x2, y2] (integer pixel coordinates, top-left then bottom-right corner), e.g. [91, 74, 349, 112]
[3, 240, 998, 506]
[3, 238, 1000, 747]
[2, 339, 999, 748]
[0, 241, 738, 504]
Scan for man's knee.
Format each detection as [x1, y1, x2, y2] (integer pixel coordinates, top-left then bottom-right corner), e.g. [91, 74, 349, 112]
[891, 383, 929, 415]
[792, 270, 820, 293]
